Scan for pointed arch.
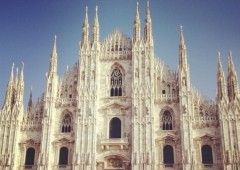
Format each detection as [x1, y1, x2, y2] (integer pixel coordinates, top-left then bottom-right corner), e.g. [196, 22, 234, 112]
[61, 110, 72, 133]
[109, 63, 125, 97]
[160, 107, 174, 130]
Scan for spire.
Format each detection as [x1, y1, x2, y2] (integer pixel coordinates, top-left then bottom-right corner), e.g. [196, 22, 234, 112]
[133, 1, 141, 43]
[48, 35, 58, 75]
[217, 51, 227, 101]
[4, 63, 15, 105]
[227, 50, 239, 101]
[144, 0, 153, 45]
[27, 86, 33, 112]
[15, 67, 19, 87]
[18, 62, 24, 91]
[8, 63, 15, 88]
[180, 25, 185, 45]
[146, 0, 151, 20]
[179, 26, 188, 71]
[92, 6, 100, 46]
[20, 62, 24, 84]
[81, 6, 89, 48]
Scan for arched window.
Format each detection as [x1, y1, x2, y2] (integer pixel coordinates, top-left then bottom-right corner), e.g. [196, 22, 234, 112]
[162, 111, 173, 130]
[109, 117, 121, 138]
[163, 145, 174, 165]
[110, 68, 122, 97]
[61, 114, 72, 133]
[25, 148, 35, 166]
[202, 145, 213, 164]
[59, 147, 68, 165]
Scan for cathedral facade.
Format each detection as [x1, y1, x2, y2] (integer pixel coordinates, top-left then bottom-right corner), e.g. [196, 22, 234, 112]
[0, 2, 240, 170]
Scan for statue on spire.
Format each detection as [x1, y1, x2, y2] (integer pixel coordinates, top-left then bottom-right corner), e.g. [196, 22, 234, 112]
[81, 6, 89, 48]
[227, 51, 239, 102]
[92, 6, 100, 47]
[144, 0, 153, 45]
[133, 1, 141, 43]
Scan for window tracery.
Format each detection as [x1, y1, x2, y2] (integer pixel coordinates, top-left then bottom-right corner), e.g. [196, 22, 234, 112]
[162, 110, 173, 130]
[110, 68, 122, 96]
[61, 114, 72, 133]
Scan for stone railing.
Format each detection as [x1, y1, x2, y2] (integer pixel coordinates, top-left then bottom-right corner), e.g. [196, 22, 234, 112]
[21, 121, 42, 131]
[56, 98, 77, 107]
[191, 116, 219, 129]
[100, 137, 129, 150]
[155, 94, 178, 102]
[100, 50, 132, 61]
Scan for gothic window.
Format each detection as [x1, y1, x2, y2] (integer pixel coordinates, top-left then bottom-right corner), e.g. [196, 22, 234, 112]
[109, 117, 121, 138]
[110, 68, 122, 97]
[59, 147, 68, 165]
[25, 148, 35, 166]
[61, 114, 72, 133]
[201, 145, 213, 164]
[163, 145, 174, 165]
[162, 90, 166, 94]
[167, 84, 170, 93]
[119, 45, 122, 51]
[162, 111, 173, 130]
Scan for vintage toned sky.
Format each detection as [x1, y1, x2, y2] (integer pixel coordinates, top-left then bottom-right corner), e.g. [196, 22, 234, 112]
[0, 0, 240, 107]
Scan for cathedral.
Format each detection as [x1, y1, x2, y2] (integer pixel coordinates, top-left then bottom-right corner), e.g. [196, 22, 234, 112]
[0, 1, 240, 170]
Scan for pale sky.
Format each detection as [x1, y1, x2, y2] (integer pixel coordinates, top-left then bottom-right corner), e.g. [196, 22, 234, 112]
[0, 0, 240, 107]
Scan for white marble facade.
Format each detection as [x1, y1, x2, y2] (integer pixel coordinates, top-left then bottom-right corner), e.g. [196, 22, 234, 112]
[0, 2, 240, 170]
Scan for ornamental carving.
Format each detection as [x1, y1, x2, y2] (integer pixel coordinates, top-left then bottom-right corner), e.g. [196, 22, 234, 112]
[107, 157, 123, 167]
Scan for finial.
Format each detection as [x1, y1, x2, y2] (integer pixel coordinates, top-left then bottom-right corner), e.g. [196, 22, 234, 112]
[180, 25, 185, 44]
[21, 62, 24, 70]
[86, 6, 88, 15]
[217, 51, 221, 61]
[20, 62, 24, 79]
[12, 63, 15, 71]
[180, 25, 183, 32]
[146, 0, 151, 18]
[16, 67, 18, 76]
[94, 5, 99, 24]
[136, 1, 140, 17]
[229, 50, 232, 59]
[54, 34, 57, 43]
[10, 63, 15, 78]
[217, 51, 223, 69]
[228, 50, 233, 66]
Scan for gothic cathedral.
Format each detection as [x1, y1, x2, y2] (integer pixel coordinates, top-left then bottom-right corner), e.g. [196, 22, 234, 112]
[0, 1, 240, 170]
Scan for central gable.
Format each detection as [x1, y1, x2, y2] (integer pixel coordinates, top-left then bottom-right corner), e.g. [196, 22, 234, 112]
[100, 29, 132, 60]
